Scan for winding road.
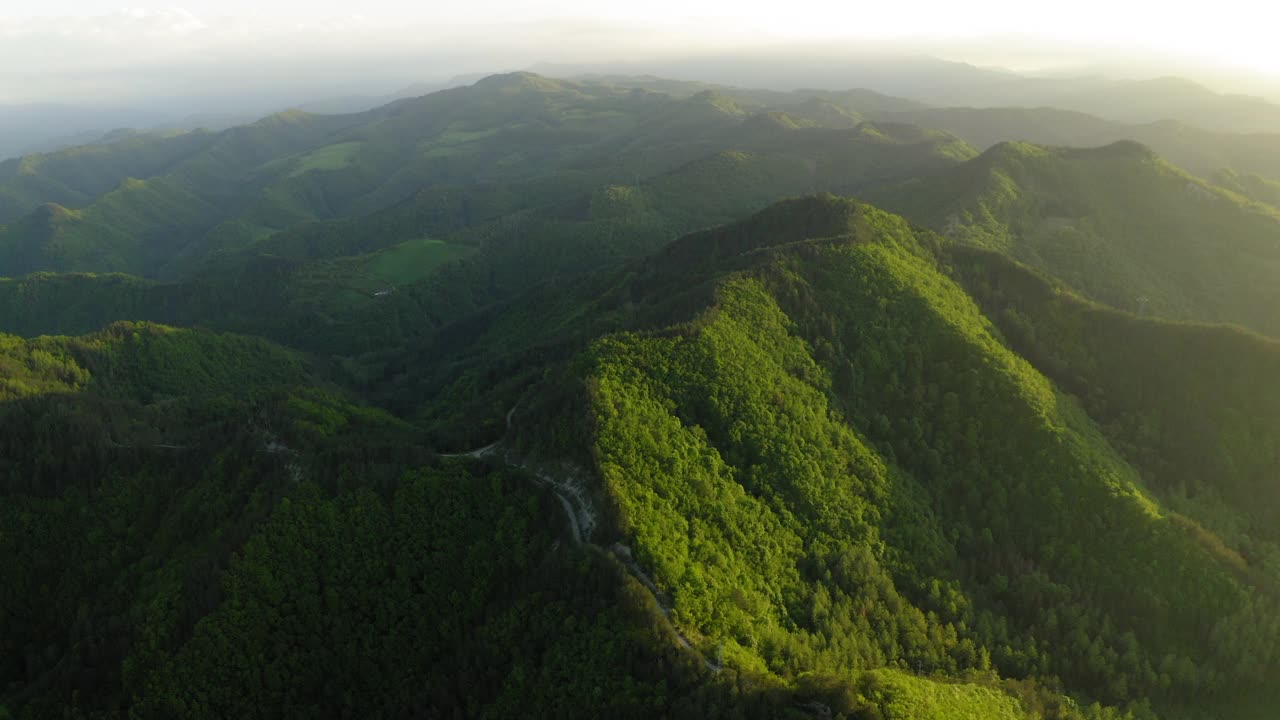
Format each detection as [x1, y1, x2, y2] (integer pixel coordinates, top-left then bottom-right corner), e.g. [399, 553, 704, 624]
[440, 404, 520, 459]
[440, 401, 719, 672]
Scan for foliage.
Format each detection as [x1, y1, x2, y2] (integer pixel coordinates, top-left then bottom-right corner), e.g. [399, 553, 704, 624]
[571, 197, 1277, 717]
[951, 244, 1280, 627]
[134, 465, 742, 720]
[2, 72, 1280, 720]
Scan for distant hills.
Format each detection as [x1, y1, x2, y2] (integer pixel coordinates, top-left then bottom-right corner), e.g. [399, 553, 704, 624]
[865, 106, 1280, 180]
[293, 77, 480, 115]
[0, 104, 261, 162]
[868, 140, 1280, 336]
[9, 53, 1280, 164]
[0, 77, 481, 162]
[0, 73, 976, 281]
[541, 53, 1280, 131]
[0, 103, 173, 161]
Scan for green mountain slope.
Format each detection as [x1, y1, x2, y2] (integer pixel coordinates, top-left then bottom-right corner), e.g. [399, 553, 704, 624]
[0, 111, 371, 224]
[9, 75, 1280, 287]
[0, 110, 375, 277]
[0, 74, 971, 282]
[951, 246, 1280, 588]
[0, 324, 457, 717]
[230, 118, 969, 325]
[0, 130, 219, 222]
[4, 196, 1280, 718]
[129, 464, 756, 720]
[868, 141, 1280, 337]
[0, 112, 975, 371]
[2, 65, 1280, 720]
[0, 319, 928, 720]
[559, 198, 1275, 715]
[352, 196, 1280, 717]
[1212, 168, 1280, 208]
[0, 260, 434, 360]
[0, 179, 222, 275]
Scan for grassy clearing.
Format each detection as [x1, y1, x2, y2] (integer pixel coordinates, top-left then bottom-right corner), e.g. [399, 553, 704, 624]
[857, 669, 1029, 720]
[289, 142, 364, 176]
[363, 238, 476, 285]
[417, 128, 501, 157]
[277, 239, 475, 314]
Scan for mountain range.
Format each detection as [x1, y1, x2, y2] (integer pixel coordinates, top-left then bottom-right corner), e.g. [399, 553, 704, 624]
[537, 54, 1280, 131]
[2, 70, 1279, 719]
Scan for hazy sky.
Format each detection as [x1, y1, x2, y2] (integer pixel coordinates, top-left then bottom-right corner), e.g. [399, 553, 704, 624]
[9, 0, 1279, 65]
[2, 2, 1278, 106]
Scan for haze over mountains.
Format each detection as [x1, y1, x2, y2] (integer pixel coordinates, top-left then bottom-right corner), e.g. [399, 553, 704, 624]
[4, 4, 1280, 719]
[7, 9, 1280, 160]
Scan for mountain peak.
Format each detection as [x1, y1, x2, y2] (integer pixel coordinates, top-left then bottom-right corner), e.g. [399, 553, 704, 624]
[978, 139, 1157, 168]
[472, 71, 569, 94]
[743, 111, 804, 132]
[1130, 76, 1212, 94]
[688, 89, 744, 114]
[1087, 138, 1159, 159]
[33, 202, 76, 224]
[251, 108, 319, 128]
[982, 140, 1051, 161]
[660, 194, 867, 266]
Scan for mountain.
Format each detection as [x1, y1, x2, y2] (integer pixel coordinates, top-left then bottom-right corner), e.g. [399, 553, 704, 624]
[867, 140, 1280, 337]
[0, 107, 369, 227]
[0, 73, 976, 303]
[0, 322, 444, 717]
[1049, 76, 1280, 132]
[556, 196, 1280, 716]
[567, 74, 930, 115]
[15, 71, 1280, 287]
[865, 106, 1280, 180]
[7, 196, 1280, 718]
[2, 69, 1280, 720]
[536, 54, 1280, 132]
[1213, 168, 1280, 207]
[0, 104, 177, 162]
[293, 79, 467, 115]
[0, 74, 743, 278]
[0, 115, 975, 389]
[952, 245, 1280, 580]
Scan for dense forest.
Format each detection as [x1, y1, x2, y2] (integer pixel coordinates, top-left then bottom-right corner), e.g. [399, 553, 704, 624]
[2, 73, 1279, 719]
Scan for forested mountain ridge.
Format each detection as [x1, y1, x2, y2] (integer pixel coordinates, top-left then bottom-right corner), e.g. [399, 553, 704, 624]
[12, 196, 1280, 719]
[2, 71, 1280, 720]
[949, 246, 1280, 582]
[0, 90, 977, 366]
[538, 60, 1280, 133]
[866, 107, 1280, 181]
[868, 140, 1280, 337]
[0, 110, 374, 225]
[551, 198, 1279, 714]
[0, 73, 973, 281]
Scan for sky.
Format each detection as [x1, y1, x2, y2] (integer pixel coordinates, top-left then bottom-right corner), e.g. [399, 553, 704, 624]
[8, 0, 1279, 66]
[1, 1, 1278, 107]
